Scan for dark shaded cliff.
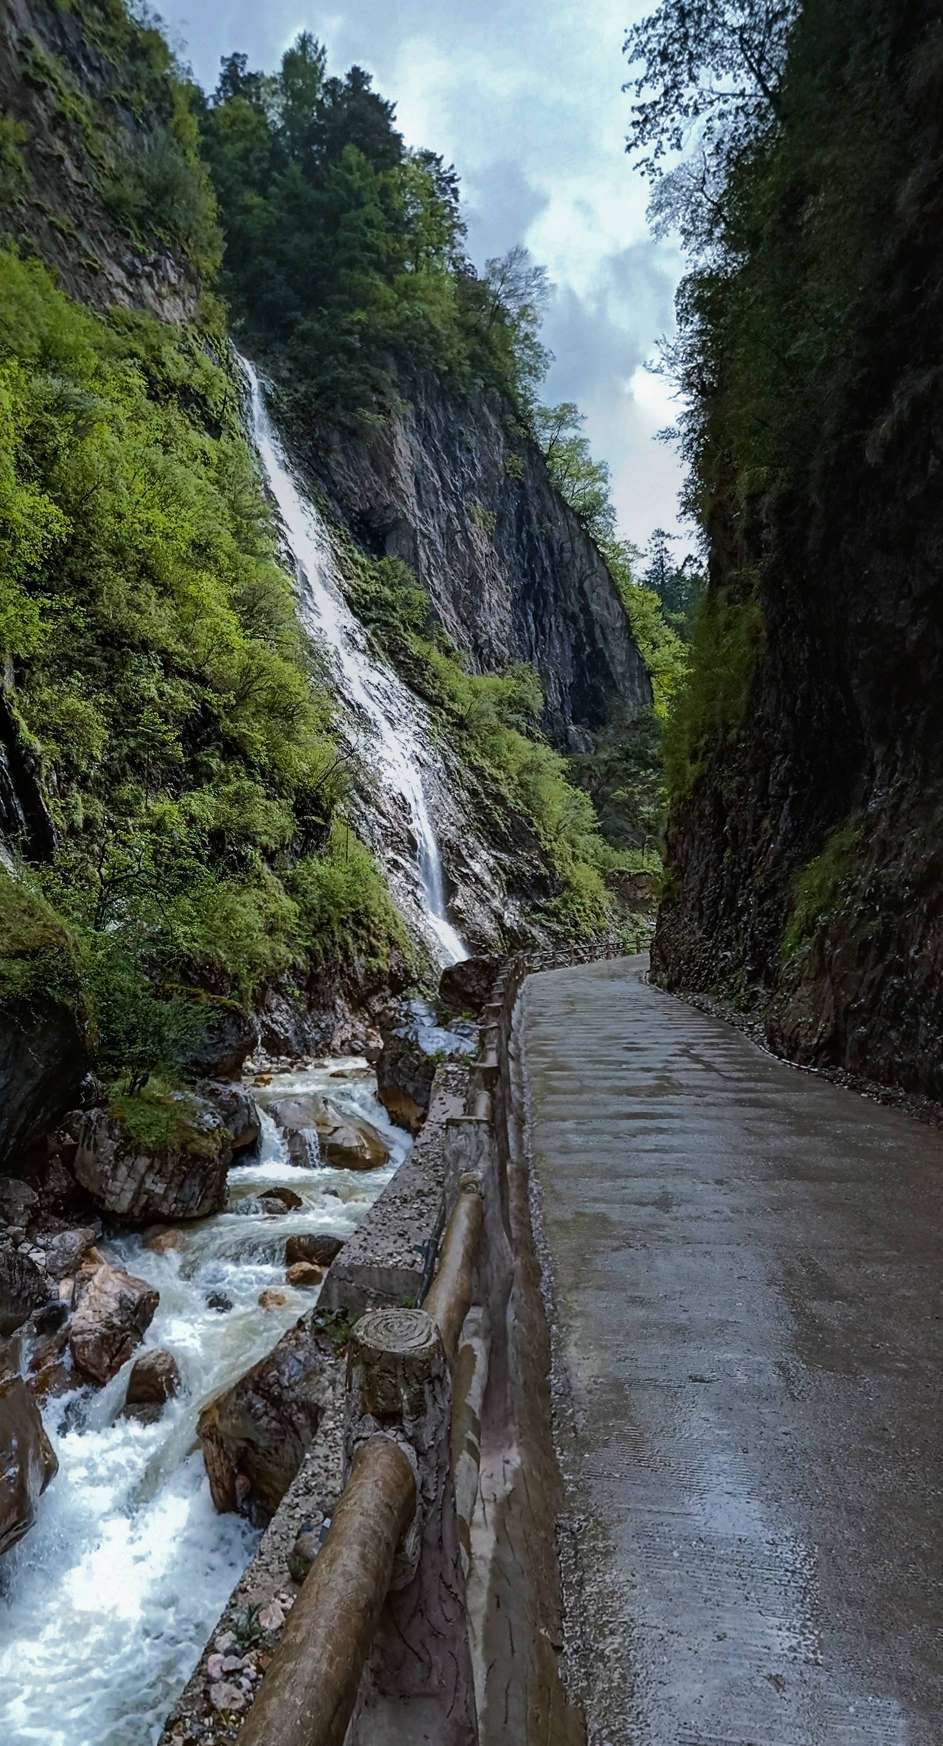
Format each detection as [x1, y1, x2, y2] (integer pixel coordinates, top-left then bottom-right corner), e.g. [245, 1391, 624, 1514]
[0, 0, 216, 323]
[652, 0, 943, 1102]
[295, 374, 651, 752]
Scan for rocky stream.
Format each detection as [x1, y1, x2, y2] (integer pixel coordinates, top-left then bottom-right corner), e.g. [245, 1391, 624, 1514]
[0, 1058, 411, 1746]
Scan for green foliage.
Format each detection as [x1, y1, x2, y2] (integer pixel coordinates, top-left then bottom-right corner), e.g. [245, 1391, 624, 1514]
[638, 529, 705, 640]
[0, 248, 398, 1086]
[781, 821, 863, 961]
[199, 36, 550, 421]
[604, 539, 690, 718]
[663, 587, 763, 796]
[624, 0, 794, 253]
[0, 117, 26, 206]
[627, 0, 921, 836]
[0, 864, 82, 1016]
[534, 402, 615, 542]
[108, 1078, 222, 1155]
[105, 125, 222, 276]
[13, 9, 221, 281]
[289, 819, 408, 972]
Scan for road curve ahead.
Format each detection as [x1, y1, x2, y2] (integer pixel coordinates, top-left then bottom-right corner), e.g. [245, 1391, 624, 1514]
[520, 956, 943, 1746]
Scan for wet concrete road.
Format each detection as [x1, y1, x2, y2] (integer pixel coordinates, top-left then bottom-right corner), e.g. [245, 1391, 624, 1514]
[520, 957, 943, 1746]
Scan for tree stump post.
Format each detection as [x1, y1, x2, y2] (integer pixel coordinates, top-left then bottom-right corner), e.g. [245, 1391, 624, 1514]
[345, 1307, 478, 1746]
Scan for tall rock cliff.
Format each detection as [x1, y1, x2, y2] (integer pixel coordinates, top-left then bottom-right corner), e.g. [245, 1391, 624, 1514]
[0, 0, 209, 323]
[652, 0, 943, 1103]
[304, 374, 651, 750]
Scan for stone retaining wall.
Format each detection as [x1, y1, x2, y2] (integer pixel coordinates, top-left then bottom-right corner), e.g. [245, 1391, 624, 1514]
[159, 1059, 474, 1746]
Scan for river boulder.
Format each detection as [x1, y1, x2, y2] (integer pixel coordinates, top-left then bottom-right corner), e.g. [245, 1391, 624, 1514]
[122, 1348, 180, 1422]
[25, 1220, 100, 1281]
[73, 1087, 258, 1224]
[267, 1094, 389, 1170]
[198, 1314, 333, 1522]
[69, 1258, 159, 1384]
[285, 1232, 343, 1268]
[0, 1377, 58, 1556]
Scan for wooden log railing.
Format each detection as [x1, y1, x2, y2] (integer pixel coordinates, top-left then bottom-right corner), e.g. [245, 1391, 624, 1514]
[232, 950, 578, 1746]
[237, 1151, 492, 1746]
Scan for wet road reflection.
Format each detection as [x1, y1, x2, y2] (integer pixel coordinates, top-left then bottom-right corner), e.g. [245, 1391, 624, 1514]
[522, 956, 943, 1746]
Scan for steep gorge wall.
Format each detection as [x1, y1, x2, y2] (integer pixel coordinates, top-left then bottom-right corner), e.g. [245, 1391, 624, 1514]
[300, 374, 652, 751]
[0, 0, 205, 323]
[653, 0, 943, 1102]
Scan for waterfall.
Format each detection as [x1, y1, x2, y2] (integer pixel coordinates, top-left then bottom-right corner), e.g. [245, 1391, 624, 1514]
[240, 357, 466, 967]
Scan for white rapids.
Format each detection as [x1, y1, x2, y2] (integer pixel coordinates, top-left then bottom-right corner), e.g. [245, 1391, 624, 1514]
[0, 1061, 410, 1746]
[242, 355, 466, 966]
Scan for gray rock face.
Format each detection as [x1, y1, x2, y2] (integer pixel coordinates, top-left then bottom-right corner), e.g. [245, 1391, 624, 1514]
[0, 1178, 39, 1236]
[308, 372, 652, 749]
[69, 1259, 159, 1384]
[0, 1377, 58, 1557]
[198, 1315, 334, 1522]
[73, 1090, 254, 1224]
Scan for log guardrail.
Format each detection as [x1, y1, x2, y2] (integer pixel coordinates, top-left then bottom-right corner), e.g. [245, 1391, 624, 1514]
[235, 951, 564, 1746]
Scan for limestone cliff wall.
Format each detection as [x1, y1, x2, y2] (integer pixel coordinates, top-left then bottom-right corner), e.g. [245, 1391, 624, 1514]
[300, 375, 652, 751]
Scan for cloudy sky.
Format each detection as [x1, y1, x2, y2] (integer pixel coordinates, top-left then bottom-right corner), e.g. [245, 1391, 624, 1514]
[159, 0, 688, 555]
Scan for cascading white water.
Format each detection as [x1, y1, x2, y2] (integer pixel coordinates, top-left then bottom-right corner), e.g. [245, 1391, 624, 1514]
[0, 1063, 409, 1746]
[241, 357, 467, 967]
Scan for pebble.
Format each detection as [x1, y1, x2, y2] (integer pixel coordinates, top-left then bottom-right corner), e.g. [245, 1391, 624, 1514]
[215, 1631, 236, 1654]
[258, 1598, 285, 1633]
[208, 1681, 246, 1714]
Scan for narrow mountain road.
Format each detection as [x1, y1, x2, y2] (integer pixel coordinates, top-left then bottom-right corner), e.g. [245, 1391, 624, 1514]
[520, 957, 943, 1746]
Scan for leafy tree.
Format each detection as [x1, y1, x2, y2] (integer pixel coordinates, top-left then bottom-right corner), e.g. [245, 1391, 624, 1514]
[624, 0, 795, 251]
[533, 402, 615, 542]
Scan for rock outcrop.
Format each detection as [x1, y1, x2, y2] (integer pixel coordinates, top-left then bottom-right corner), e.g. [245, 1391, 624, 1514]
[265, 1094, 389, 1171]
[0, 1377, 58, 1556]
[0, 0, 203, 325]
[305, 373, 652, 751]
[0, 1239, 56, 1336]
[69, 1259, 159, 1384]
[198, 1315, 333, 1522]
[74, 1090, 259, 1224]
